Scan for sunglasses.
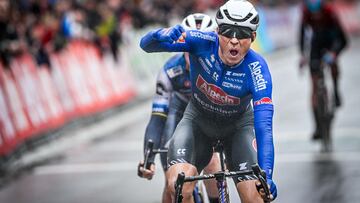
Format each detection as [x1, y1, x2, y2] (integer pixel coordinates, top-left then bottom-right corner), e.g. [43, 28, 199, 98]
[218, 24, 253, 39]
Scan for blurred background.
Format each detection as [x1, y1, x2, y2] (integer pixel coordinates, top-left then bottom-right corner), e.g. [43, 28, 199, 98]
[0, 0, 360, 202]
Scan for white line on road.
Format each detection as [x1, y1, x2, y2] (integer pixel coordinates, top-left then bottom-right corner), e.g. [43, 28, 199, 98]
[34, 161, 137, 175]
[275, 127, 360, 141]
[276, 151, 360, 163]
[34, 151, 360, 175]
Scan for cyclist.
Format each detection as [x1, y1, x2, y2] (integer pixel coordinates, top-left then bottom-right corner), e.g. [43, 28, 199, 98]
[137, 13, 222, 203]
[299, 0, 348, 140]
[140, 0, 277, 202]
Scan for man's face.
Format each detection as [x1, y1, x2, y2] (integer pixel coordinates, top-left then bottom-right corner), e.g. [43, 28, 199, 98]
[217, 24, 255, 66]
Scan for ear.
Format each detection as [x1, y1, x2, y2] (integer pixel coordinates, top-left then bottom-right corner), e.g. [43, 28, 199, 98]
[251, 32, 257, 42]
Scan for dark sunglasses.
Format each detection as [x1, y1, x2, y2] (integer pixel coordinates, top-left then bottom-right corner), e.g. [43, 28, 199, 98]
[218, 24, 253, 39]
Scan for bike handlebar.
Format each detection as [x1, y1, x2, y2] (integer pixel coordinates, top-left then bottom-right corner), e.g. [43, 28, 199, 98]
[184, 170, 254, 182]
[144, 139, 154, 169]
[174, 164, 271, 203]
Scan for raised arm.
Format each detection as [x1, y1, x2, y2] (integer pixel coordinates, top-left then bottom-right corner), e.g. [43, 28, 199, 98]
[140, 25, 191, 53]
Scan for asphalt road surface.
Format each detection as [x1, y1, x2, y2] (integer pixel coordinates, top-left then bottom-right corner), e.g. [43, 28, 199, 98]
[1, 38, 360, 203]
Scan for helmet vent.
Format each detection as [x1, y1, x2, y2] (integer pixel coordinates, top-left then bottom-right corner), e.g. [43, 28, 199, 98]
[224, 9, 253, 22]
[185, 19, 190, 27]
[250, 15, 259, 25]
[216, 10, 224, 19]
[195, 19, 202, 25]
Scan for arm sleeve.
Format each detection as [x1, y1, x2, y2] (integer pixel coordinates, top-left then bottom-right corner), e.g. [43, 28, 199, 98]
[299, 20, 306, 55]
[139, 29, 191, 53]
[299, 7, 307, 55]
[329, 10, 348, 55]
[143, 68, 173, 163]
[247, 59, 275, 180]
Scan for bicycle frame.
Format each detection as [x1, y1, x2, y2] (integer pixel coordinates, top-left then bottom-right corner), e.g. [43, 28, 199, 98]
[174, 139, 271, 203]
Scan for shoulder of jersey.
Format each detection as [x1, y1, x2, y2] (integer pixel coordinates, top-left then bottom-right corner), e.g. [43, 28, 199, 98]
[164, 54, 186, 79]
[246, 49, 265, 62]
[323, 4, 336, 16]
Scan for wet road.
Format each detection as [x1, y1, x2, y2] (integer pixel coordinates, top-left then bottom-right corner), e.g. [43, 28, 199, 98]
[1, 38, 360, 203]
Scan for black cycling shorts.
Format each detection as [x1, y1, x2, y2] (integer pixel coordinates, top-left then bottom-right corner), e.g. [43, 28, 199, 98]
[167, 101, 258, 183]
[160, 94, 188, 171]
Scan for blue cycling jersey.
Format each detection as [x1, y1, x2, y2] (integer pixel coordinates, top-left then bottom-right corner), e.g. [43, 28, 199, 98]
[140, 29, 275, 180]
[152, 53, 191, 115]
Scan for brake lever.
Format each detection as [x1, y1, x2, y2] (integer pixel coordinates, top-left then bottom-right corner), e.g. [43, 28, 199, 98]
[252, 164, 271, 203]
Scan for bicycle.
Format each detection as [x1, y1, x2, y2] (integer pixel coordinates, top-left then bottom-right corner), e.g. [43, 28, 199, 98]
[138, 139, 207, 203]
[314, 59, 336, 152]
[174, 140, 271, 203]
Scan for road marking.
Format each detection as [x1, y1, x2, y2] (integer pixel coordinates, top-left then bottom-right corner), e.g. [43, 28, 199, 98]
[92, 141, 142, 152]
[275, 127, 360, 141]
[34, 161, 137, 175]
[277, 151, 360, 163]
[34, 151, 360, 175]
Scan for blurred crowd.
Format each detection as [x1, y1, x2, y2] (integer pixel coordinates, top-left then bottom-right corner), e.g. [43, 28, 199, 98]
[0, 0, 227, 71]
[0, 0, 356, 71]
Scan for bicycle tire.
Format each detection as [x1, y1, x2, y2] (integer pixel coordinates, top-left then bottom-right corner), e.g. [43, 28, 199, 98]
[316, 66, 334, 153]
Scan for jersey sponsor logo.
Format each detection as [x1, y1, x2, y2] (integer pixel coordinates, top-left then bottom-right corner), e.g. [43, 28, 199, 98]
[210, 54, 216, 62]
[194, 93, 239, 115]
[222, 81, 242, 90]
[177, 148, 186, 155]
[224, 76, 243, 83]
[205, 58, 213, 68]
[249, 61, 267, 92]
[212, 72, 219, 82]
[239, 162, 248, 170]
[226, 71, 246, 77]
[166, 66, 183, 78]
[199, 58, 211, 74]
[196, 75, 240, 105]
[254, 97, 273, 106]
[189, 31, 216, 41]
[236, 175, 258, 182]
[168, 158, 188, 167]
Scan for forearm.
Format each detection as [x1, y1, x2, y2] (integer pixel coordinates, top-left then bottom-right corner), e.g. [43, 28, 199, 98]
[143, 114, 167, 162]
[332, 27, 348, 55]
[254, 108, 275, 180]
[139, 27, 189, 53]
[140, 29, 169, 52]
[299, 22, 306, 55]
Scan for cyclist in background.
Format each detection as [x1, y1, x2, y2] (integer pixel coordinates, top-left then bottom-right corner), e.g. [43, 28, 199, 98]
[140, 0, 277, 202]
[137, 13, 221, 203]
[299, 0, 348, 140]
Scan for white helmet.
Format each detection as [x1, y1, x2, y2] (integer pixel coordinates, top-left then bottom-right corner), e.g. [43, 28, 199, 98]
[216, 0, 259, 31]
[182, 13, 217, 32]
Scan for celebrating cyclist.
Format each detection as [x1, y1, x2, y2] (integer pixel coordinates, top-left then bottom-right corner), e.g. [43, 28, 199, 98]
[140, 0, 277, 202]
[299, 0, 348, 140]
[137, 13, 222, 203]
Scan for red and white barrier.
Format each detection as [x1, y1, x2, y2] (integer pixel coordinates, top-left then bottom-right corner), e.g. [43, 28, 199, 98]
[0, 40, 136, 159]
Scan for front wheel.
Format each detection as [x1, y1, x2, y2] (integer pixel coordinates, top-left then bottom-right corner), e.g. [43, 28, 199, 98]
[320, 116, 332, 153]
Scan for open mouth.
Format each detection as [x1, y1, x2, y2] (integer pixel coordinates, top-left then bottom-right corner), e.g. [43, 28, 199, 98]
[230, 49, 239, 56]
